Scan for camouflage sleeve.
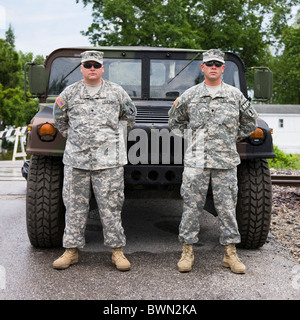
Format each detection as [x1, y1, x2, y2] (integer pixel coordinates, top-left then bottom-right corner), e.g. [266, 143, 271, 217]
[168, 96, 189, 137]
[53, 91, 69, 139]
[119, 90, 137, 132]
[237, 97, 258, 141]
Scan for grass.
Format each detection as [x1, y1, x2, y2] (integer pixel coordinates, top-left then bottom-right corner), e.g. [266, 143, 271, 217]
[0, 150, 30, 161]
[0, 151, 15, 161]
[267, 146, 300, 170]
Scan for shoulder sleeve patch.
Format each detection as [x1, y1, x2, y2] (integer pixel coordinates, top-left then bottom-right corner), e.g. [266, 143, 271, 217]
[56, 97, 65, 109]
[174, 97, 179, 108]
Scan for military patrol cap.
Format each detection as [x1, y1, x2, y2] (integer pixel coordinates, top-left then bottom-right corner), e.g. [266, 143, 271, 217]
[81, 50, 104, 64]
[203, 49, 225, 64]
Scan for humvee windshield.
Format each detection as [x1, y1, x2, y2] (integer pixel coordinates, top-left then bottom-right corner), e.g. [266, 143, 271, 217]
[48, 57, 240, 99]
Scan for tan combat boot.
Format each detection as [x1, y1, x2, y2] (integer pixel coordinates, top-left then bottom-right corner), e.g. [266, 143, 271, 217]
[111, 248, 131, 271]
[223, 244, 246, 274]
[53, 248, 78, 270]
[177, 244, 194, 272]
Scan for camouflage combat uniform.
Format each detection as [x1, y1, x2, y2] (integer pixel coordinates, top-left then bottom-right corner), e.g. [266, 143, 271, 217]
[54, 79, 136, 248]
[168, 81, 258, 245]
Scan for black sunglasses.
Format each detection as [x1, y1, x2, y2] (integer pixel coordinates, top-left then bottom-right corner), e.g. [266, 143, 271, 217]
[82, 62, 102, 69]
[204, 61, 224, 67]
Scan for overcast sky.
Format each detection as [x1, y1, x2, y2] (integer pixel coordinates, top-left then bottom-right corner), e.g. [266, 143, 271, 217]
[0, 0, 93, 56]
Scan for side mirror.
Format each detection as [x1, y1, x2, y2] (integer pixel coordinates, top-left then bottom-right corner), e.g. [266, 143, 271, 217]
[253, 67, 273, 101]
[24, 63, 48, 97]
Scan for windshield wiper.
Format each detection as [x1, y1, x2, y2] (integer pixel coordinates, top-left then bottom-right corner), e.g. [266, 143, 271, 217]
[61, 62, 81, 82]
[167, 52, 201, 84]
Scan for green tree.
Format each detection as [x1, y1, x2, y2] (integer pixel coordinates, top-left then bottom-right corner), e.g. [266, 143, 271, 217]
[0, 84, 37, 129]
[269, 11, 300, 104]
[5, 24, 15, 48]
[18, 51, 44, 66]
[0, 26, 41, 131]
[0, 38, 22, 89]
[77, 0, 298, 68]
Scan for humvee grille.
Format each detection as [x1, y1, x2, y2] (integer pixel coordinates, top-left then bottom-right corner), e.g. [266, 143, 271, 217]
[135, 106, 170, 123]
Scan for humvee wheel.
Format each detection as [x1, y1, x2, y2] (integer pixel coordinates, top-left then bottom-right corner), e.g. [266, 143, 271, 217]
[236, 159, 272, 249]
[26, 155, 65, 248]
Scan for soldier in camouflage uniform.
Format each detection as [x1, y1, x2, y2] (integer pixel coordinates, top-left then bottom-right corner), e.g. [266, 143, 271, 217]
[168, 49, 258, 274]
[52, 51, 137, 271]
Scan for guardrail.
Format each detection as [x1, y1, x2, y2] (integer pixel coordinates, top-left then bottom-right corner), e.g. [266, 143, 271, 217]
[0, 127, 27, 164]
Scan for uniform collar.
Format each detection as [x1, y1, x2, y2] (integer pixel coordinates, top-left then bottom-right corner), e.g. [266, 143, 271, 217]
[80, 79, 105, 99]
[200, 81, 227, 98]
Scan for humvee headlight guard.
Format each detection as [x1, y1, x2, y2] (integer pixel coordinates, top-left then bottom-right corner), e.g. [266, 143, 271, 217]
[38, 123, 56, 141]
[249, 127, 265, 145]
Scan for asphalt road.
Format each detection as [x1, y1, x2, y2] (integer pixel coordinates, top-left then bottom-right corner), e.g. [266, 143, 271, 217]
[0, 161, 300, 301]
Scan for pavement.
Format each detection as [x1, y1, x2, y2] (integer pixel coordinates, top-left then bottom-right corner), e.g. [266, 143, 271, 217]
[0, 160, 300, 301]
[0, 160, 26, 182]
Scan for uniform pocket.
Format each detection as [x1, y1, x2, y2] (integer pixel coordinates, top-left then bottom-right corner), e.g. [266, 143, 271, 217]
[217, 103, 239, 127]
[189, 103, 209, 129]
[108, 167, 125, 209]
[97, 103, 120, 130]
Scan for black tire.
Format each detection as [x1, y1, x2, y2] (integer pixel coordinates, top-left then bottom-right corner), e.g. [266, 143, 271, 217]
[26, 155, 65, 248]
[236, 159, 272, 249]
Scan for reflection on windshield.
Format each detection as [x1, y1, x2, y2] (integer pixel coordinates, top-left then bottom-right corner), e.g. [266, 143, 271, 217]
[150, 59, 240, 99]
[107, 59, 141, 98]
[48, 57, 142, 98]
[48, 57, 240, 99]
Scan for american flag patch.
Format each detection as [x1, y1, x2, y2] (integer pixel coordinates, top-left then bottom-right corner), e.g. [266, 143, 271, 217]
[56, 97, 65, 109]
[174, 97, 179, 107]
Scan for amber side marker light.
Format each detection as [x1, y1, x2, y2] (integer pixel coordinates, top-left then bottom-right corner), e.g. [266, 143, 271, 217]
[249, 127, 265, 145]
[250, 128, 264, 139]
[38, 123, 56, 141]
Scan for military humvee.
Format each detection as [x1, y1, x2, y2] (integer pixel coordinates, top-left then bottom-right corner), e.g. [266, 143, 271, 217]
[24, 47, 274, 249]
